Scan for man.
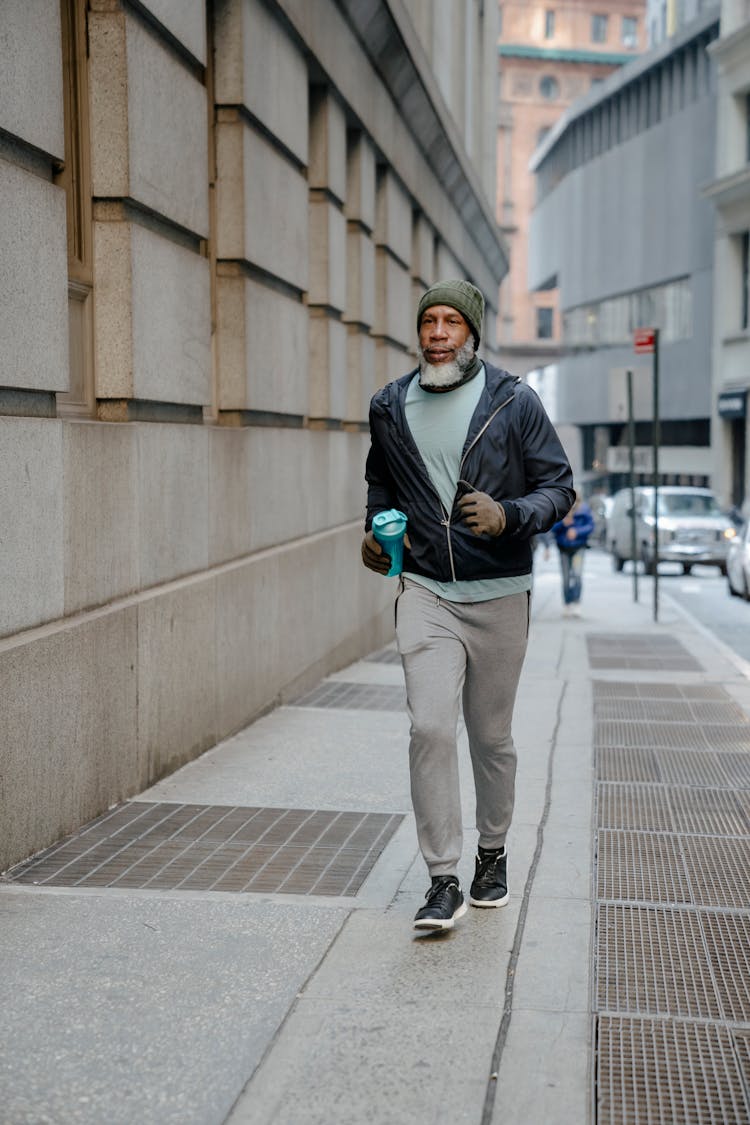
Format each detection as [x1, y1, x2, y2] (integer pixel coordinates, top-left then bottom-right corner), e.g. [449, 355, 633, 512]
[362, 279, 575, 932]
[552, 492, 595, 617]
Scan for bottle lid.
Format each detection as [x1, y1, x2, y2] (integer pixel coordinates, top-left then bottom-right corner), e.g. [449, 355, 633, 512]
[372, 509, 407, 534]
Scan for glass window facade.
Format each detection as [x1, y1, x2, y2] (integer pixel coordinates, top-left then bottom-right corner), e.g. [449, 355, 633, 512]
[562, 278, 693, 347]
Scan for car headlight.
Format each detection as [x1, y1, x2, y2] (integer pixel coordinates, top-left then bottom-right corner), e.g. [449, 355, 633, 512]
[724, 527, 737, 540]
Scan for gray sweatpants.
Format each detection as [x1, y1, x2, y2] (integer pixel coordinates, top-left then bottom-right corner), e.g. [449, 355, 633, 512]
[395, 578, 530, 878]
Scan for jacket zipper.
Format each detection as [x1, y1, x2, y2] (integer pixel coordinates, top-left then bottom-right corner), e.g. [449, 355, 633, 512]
[442, 393, 516, 581]
[458, 394, 515, 476]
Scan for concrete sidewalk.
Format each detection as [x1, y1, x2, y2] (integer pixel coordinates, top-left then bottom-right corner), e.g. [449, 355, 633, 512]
[3, 550, 750, 1124]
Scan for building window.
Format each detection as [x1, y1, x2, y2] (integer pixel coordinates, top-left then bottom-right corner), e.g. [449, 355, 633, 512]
[591, 14, 608, 43]
[539, 75, 560, 100]
[742, 232, 749, 331]
[498, 5, 503, 36]
[56, 0, 95, 418]
[545, 10, 555, 39]
[622, 16, 638, 48]
[536, 307, 554, 338]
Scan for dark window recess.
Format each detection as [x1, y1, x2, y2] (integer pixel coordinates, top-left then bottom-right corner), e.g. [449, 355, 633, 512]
[742, 231, 750, 331]
[540, 74, 560, 100]
[611, 419, 710, 448]
[592, 13, 608, 43]
[622, 16, 638, 48]
[536, 307, 554, 338]
[545, 10, 555, 38]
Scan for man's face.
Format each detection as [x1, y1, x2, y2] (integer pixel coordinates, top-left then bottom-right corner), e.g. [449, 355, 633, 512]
[418, 305, 472, 366]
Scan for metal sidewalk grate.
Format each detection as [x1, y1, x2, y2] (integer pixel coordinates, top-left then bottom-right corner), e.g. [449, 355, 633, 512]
[735, 1031, 750, 1094]
[597, 830, 692, 904]
[291, 681, 407, 711]
[598, 829, 750, 908]
[593, 681, 731, 702]
[668, 788, 750, 837]
[652, 748, 750, 790]
[595, 720, 750, 752]
[711, 752, 750, 789]
[701, 912, 750, 1023]
[596, 747, 661, 784]
[588, 634, 693, 653]
[595, 720, 708, 750]
[699, 724, 750, 751]
[592, 675, 750, 1123]
[596, 903, 722, 1020]
[593, 699, 748, 725]
[8, 802, 404, 897]
[588, 655, 702, 671]
[596, 1017, 750, 1125]
[692, 700, 750, 725]
[597, 784, 750, 836]
[587, 634, 702, 672]
[679, 836, 750, 910]
[597, 784, 674, 832]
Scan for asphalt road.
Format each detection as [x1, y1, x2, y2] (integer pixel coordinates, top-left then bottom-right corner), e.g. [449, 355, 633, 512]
[594, 550, 750, 665]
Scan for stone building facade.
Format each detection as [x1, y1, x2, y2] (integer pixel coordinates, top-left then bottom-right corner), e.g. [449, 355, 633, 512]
[497, 0, 647, 379]
[0, 0, 505, 870]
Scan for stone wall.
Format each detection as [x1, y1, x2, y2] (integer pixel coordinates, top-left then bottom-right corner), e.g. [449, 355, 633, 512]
[0, 0, 506, 870]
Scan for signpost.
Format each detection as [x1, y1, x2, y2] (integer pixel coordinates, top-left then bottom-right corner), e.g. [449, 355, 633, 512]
[626, 370, 638, 604]
[633, 327, 660, 623]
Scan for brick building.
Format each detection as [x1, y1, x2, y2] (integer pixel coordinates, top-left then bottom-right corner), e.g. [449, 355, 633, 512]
[497, 1, 647, 376]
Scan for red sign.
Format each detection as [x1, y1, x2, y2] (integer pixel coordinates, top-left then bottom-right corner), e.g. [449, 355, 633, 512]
[634, 328, 656, 354]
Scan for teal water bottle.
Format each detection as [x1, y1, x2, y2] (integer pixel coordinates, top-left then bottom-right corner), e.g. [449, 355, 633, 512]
[372, 509, 408, 577]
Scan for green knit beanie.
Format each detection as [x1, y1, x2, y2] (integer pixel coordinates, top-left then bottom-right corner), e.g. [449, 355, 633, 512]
[417, 279, 485, 347]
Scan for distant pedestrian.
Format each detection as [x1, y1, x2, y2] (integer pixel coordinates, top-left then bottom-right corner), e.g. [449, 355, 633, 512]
[552, 494, 594, 617]
[362, 279, 574, 932]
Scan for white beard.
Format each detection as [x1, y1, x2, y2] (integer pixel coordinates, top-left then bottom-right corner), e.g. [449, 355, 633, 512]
[418, 337, 476, 388]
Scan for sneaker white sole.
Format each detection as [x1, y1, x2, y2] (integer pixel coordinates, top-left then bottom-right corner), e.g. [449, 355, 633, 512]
[469, 892, 509, 908]
[413, 901, 468, 930]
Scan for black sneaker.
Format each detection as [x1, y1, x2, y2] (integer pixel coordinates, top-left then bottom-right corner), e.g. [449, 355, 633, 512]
[469, 846, 509, 907]
[413, 875, 468, 931]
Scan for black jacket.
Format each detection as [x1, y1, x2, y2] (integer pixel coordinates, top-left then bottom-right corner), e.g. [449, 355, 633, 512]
[365, 362, 575, 582]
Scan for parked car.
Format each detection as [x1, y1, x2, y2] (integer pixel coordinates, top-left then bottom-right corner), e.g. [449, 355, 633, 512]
[607, 486, 737, 575]
[727, 521, 750, 599]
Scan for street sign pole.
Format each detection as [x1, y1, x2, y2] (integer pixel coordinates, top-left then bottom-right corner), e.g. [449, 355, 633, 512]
[633, 327, 659, 622]
[652, 328, 660, 624]
[626, 369, 638, 604]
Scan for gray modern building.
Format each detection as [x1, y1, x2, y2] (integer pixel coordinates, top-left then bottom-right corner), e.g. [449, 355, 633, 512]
[647, 0, 717, 44]
[529, 6, 720, 493]
[704, 0, 750, 513]
[0, 0, 505, 871]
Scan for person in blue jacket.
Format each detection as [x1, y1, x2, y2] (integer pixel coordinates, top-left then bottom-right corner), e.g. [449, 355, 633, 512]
[553, 493, 595, 616]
